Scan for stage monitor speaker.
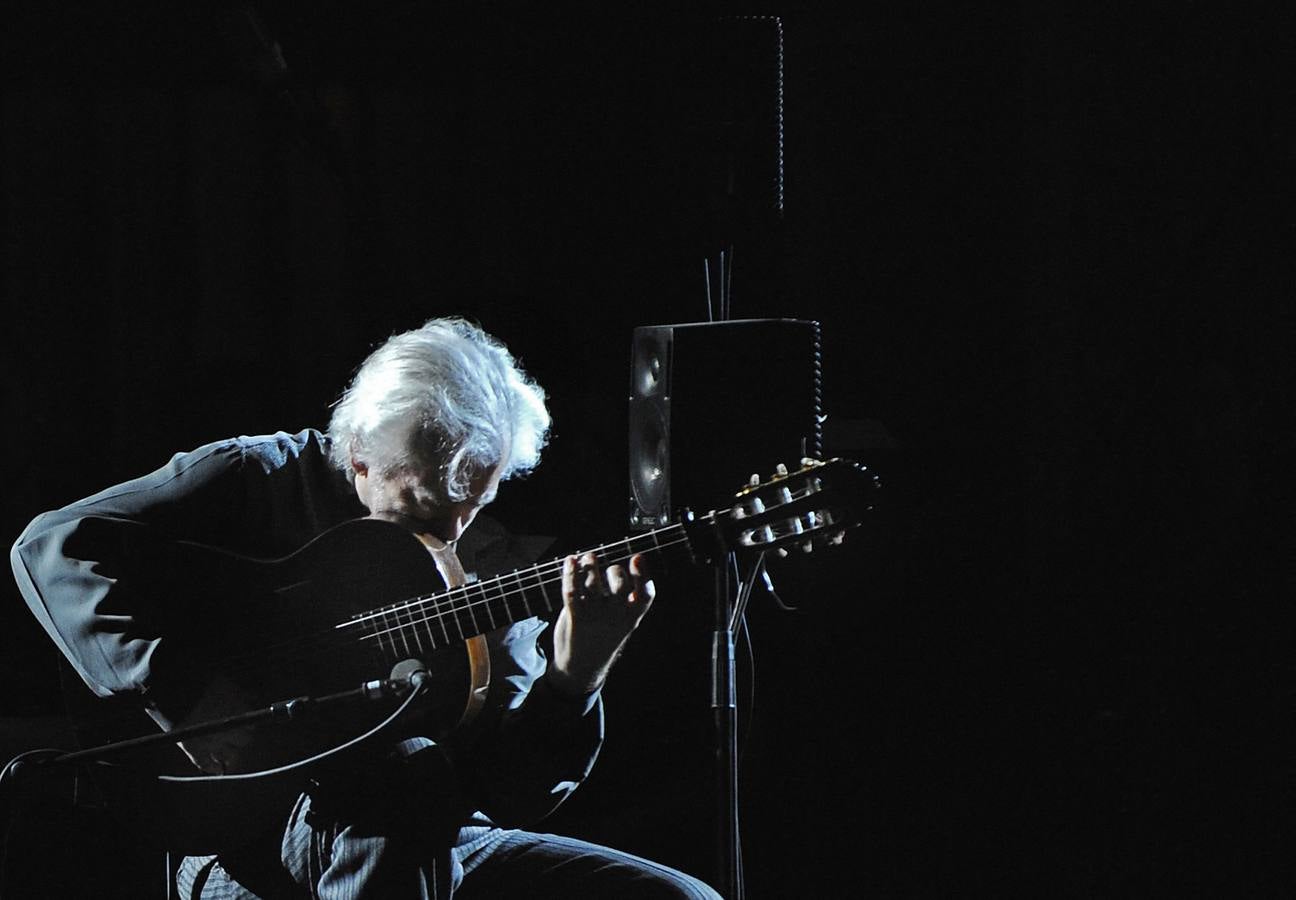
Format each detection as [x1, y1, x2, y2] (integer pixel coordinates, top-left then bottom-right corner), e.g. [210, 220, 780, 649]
[628, 319, 822, 529]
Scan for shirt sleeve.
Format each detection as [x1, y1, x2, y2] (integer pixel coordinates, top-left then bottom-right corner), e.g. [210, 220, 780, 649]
[8, 440, 250, 720]
[455, 617, 604, 827]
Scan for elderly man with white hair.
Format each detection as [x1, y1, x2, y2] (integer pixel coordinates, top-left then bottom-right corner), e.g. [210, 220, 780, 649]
[11, 317, 720, 899]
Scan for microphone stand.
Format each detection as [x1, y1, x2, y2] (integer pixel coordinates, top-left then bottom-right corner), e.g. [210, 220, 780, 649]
[21, 672, 424, 772]
[711, 560, 743, 900]
[700, 239, 745, 898]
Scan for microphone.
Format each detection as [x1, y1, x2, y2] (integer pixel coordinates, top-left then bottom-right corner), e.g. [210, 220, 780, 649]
[361, 659, 431, 700]
[390, 659, 431, 691]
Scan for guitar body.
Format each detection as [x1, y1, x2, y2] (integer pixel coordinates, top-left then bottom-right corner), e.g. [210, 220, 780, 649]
[163, 518, 489, 769]
[71, 519, 490, 854]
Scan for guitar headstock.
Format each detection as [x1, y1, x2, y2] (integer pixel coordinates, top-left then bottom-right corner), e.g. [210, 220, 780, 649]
[685, 458, 883, 564]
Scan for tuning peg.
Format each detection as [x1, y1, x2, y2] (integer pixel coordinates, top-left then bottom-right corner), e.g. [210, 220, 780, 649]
[775, 547, 788, 558]
[775, 462, 789, 477]
[829, 530, 846, 546]
[749, 473, 761, 487]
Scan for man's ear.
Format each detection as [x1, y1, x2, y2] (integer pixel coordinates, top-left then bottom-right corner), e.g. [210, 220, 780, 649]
[351, 457, 369, 477]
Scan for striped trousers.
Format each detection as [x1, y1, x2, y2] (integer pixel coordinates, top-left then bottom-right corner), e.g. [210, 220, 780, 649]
[176, 791, 721, 900]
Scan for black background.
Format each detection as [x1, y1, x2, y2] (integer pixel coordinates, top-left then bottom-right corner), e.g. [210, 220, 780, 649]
[2, 3, 1293, 897]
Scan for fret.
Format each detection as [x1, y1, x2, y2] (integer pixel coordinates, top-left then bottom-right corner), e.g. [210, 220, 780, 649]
[512, 569, 533, 619]
[433, 588, 458, 641]
[394, 605, 414, 658]
[417, 600, 438, 652]
[389, 604, 406, 656]
[356, 610, 384, 657]
[457, 584, 480, 639]
[396, 609, 412, 658]
[377, 608, 397, 658]
[386, 604, 402, 657]
[489, 572, 513, 625]
[394, 607, 408, 657]
[399, 600, 425, 656]
[427, 592, 452, 646]
[434, 583, 475, 642]
[472, 571, 526, 633]
[481, 577, 501, 631]
[535, 565, 556, 614]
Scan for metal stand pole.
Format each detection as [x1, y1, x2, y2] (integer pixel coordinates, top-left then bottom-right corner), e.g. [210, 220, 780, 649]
[712, 562, 743, 899]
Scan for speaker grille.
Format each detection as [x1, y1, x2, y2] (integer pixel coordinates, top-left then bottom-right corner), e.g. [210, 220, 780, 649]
[628, 319, 822, 529]
[631, 329, 668, 400]
[628, 397, 669, 522]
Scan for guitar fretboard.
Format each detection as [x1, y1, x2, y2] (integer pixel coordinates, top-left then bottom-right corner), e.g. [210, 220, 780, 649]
[339, 523, 688, 660]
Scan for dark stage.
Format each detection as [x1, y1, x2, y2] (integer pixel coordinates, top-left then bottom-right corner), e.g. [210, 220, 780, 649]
[2, 4, 1293, 897]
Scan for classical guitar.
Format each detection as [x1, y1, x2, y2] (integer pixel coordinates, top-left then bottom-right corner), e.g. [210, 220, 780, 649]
[50, 457, 881, 853]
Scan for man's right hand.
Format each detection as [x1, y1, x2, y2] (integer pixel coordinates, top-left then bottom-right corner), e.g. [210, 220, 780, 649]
[147, 671, 255, 775]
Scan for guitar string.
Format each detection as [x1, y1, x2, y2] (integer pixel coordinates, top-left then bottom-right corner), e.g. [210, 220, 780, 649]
[201, 549, 653, 676]
[355, 534, 694, 647]
[207, 534, 692, 672]
[340, 531, 673, 628]
[345, 530, 684, 637]
[343, 529, 684, 629]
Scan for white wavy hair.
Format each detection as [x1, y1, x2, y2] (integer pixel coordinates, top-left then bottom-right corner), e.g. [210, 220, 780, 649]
[327, 317, 550, 503]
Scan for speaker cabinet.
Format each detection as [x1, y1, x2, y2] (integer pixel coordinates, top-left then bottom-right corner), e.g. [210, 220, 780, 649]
[628, 319, 822, 529]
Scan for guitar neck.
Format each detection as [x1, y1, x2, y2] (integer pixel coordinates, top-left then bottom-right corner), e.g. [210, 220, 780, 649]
[338, 457, 878, 661]
[343, 522, 692, 659]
